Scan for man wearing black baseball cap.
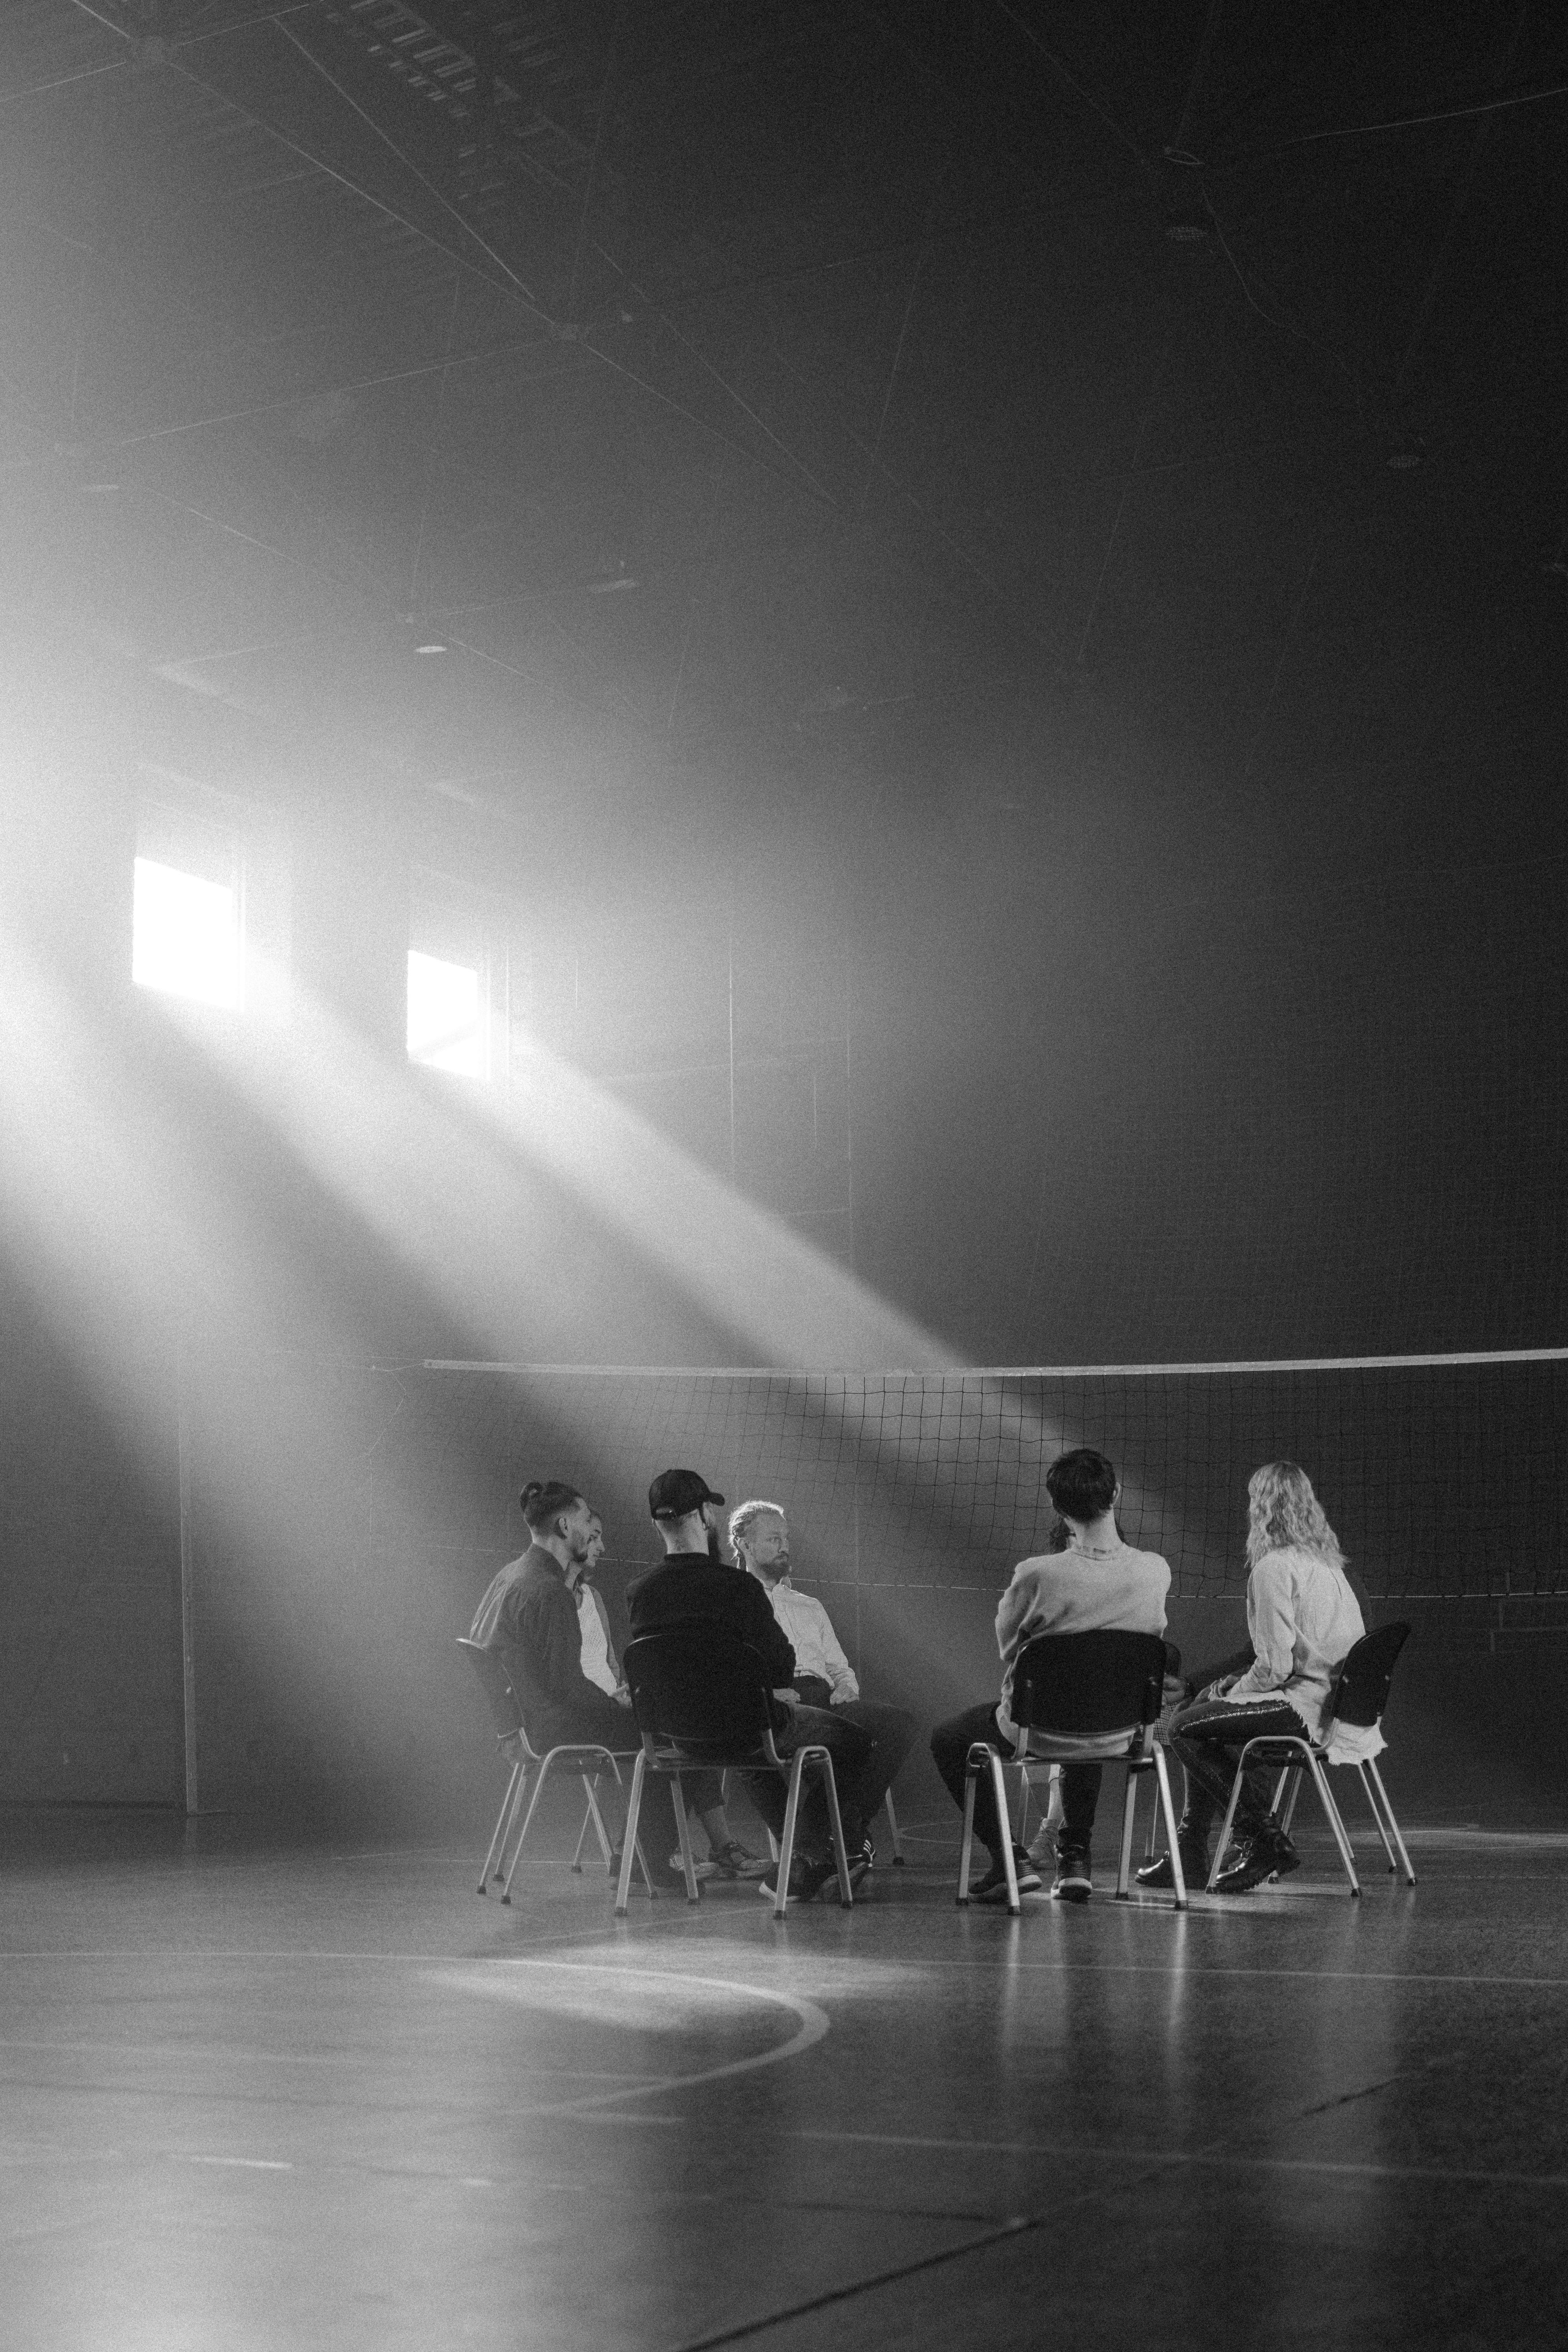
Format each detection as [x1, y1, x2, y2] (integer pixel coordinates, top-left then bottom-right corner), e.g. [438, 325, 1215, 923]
[626, 1468, 873, 1902]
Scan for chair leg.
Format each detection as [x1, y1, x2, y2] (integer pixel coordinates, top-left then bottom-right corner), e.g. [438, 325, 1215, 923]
[774, 1750, 808, 1918]
[819, 1753, 853, 1905]
[671, 1773, 702, 1903]
[1277, 1767, 1303, 1838]
[882, 1785, 906, 1863]
[1116, 1762, 1140, 1898]
[481, 1761, 524, 1893]
[494, 1761, 534, 1879]
[989, 1751, 1021, 1914]
[1363, 1760, 1417, 1884]
[957, 1754, 979, 1905]
[1207, 1759, 1247, 1891]
[1355, 1761, 1398, 1872]
[501, 1754, 559, 1904]
[615, 1752, 647, 1916]
[1306, 1752, 1361, 1895]
[577, 1777, 614, 1873]
[1152, 1746, 1187, 1910]
[1013, 1763, 1032, 1851]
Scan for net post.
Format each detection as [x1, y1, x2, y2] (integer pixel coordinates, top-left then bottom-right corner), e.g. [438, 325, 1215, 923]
[176, 1337, 199, 1818]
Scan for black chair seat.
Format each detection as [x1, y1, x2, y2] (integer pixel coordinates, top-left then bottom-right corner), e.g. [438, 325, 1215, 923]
[959, 1630, 1187, 1914]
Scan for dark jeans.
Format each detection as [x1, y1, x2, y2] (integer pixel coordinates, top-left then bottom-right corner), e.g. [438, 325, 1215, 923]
[742, 1702, 873, 1862]
[930, 1704, 1103, 1860]
[792, 1691, 919, 1845]
[1168, 1695, 1308, 1840]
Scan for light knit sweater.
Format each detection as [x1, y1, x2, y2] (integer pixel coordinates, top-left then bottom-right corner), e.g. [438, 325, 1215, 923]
[995, 1540, 1171, 1745]
[1225, 1544, 1366, 1740]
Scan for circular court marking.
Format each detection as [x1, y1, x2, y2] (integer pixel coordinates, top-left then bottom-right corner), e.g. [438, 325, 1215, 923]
[429, 1955, 831, 2111]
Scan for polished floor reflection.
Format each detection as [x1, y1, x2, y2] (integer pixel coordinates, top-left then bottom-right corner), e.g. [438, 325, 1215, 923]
[4, 1808, 1566, 2351]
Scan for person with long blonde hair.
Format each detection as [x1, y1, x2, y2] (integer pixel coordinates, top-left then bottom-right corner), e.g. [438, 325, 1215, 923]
[1141, 1461, 1366, 1895]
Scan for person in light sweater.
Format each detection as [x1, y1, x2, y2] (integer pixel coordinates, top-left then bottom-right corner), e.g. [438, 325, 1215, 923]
[1144, 1461, 1367, 1896]
[929, 1448, 1171, 1904]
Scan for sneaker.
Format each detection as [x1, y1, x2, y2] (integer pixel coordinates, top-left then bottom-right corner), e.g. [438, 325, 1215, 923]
[969, 1849, 1043, 1904]
[1212, 1830, 1301, 1896]
[1053, 1844, 1093, 1903]
[708, 1839, 769, 1881]
[668, 1849, 718, 1882]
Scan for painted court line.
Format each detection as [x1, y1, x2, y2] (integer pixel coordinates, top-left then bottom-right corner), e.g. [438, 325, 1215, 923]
[435, 1958, 830, 2113]
[180, 2156, 294, 2172]
[781, 2127, 1568, 2193]
[6, 1947, 1567, 1991]
[0, 2036, 659, 2082]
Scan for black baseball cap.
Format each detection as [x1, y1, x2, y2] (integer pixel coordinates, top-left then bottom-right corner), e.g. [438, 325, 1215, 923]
[648, 1467, 725, 1520]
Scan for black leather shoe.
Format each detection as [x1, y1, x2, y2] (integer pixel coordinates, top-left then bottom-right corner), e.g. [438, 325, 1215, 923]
[1135, 1835, 1209, 1891]
[1212, 1830, 1301, 1895]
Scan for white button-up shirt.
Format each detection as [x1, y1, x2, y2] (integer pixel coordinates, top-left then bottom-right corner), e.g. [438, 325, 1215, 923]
[761, 1577, 858, 1702]
[575, 1583, 620, 1697]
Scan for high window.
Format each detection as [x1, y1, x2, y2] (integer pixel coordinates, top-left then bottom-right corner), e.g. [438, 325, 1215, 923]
[407, 948, 486, 1076]
[407, 890, 506, 1080]
[131, 780, 289, 1018]
[132, 806, 241, 1008]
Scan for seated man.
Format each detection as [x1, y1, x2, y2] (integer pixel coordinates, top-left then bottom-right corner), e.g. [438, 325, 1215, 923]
[1145, 1459, 1367, 1895]
[469, 1477, 689, 1893]
[728, 1499, 918, 1869]
[626, 1467, 875, 1904]
[570, 1511, 766, 1882]
[930, 1446, 1171, 1903]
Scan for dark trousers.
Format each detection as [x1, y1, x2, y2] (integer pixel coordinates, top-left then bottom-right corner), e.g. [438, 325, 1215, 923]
[743, 1702, 873, 1861]
[1168, 1695, 1308, 1840]
[930, 1704, 1103, 1859]
[822, 1703, 921, 1844]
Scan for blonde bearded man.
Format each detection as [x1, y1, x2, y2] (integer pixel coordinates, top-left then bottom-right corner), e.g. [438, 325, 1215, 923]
[728, 1499, 919, 1872]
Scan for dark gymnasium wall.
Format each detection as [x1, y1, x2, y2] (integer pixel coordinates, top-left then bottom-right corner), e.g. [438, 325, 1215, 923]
[2, 663, 1565, 1830]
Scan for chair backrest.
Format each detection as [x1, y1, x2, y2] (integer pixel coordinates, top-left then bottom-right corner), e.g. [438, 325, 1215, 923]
[1009, 1629, 1168, 1738]
[621, 1626, 775, 1756]
[1328, 1620, 1410, 1730]
[456, 1636, 528, 1744]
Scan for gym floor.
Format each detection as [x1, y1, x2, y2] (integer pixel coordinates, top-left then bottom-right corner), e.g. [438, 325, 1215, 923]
[4, 1804, 1566, 2352]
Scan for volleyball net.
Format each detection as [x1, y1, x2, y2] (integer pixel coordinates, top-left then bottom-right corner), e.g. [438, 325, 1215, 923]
[388, 1350, 1568, 1607]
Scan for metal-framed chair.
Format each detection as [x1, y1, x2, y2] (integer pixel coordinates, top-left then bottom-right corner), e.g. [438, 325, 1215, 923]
[759, 1782, 906, 1869]
[456, 1638, 652, 1904]
[617, 1626, 855, 1918]
[958, 1630, 1186, 1915]
[1208, 1621, 1416, 1896]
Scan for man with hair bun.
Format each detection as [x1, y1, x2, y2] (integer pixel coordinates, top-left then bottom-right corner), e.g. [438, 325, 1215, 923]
[469, 1476, 691, 1893]
[929, 1447, 1171, 1904]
